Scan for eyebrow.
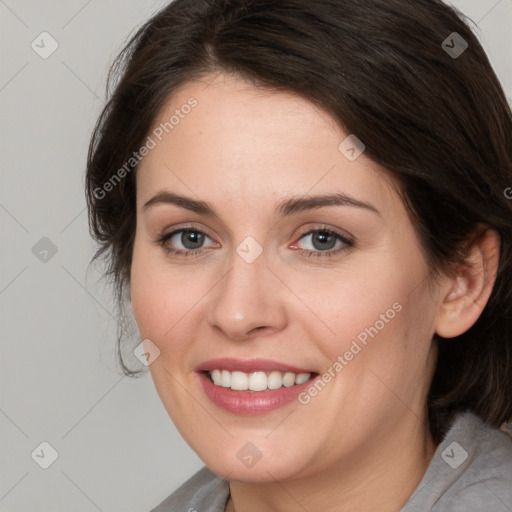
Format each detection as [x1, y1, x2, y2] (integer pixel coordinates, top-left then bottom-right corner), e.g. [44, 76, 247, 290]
[142, 191, 381, 218]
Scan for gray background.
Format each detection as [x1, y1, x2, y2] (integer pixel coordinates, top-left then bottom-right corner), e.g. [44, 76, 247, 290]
[1, 1, 511, 511]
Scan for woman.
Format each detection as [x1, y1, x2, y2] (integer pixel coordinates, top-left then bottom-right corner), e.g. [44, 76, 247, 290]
[85, 0, 512, 510]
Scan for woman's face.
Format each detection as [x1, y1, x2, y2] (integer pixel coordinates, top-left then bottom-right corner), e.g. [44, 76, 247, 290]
[131, 72, 443, 482]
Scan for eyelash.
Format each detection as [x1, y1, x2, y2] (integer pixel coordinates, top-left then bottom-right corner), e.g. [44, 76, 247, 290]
[154, 224, 354, 260]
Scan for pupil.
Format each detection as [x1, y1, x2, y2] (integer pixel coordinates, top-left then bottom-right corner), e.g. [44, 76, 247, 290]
[182, 230, 204, 249]
[312, 231, 336, 250]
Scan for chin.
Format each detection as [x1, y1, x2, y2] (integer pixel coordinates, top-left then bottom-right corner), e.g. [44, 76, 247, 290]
[198, 445, 312, 483]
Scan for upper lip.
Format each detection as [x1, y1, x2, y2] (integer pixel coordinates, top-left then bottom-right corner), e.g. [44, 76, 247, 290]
[195, 358, 316, 374]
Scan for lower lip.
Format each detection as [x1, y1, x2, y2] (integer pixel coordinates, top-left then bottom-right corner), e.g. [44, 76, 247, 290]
[197, 371, 319, 415]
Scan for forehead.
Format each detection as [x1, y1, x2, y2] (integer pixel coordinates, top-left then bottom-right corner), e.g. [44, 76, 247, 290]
[136, 73, 400, 215]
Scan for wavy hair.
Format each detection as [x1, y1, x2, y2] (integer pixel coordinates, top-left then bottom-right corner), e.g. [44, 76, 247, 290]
[85, 0, 512, 442]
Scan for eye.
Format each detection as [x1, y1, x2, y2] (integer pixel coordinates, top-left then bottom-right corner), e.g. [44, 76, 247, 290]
[156, 227, 218, 257]
[291, 227, 354, 258]
[154, 224, 354, 259]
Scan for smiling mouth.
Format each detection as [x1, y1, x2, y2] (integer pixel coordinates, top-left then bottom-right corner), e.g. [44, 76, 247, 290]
[204, 369, 318, 392]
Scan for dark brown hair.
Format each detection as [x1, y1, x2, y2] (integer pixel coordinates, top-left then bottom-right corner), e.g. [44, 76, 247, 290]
[85, 0, 512, 442]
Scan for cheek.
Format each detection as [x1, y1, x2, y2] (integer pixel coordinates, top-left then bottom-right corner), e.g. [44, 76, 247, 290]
[130, 238, 178, 339]
[129, 238, 210, 361]
[296, 259, 410, 341]
[310, 243, 432, 373]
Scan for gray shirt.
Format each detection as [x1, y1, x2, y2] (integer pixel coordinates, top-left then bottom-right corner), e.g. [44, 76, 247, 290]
[150, 411, 512, 511]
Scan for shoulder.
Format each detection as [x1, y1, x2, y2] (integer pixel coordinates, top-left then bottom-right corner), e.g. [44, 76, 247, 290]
[403, 411, 512, 512]
[149, 466, 230, 512]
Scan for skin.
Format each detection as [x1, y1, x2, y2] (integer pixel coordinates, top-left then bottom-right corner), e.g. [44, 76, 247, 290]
[130, 72, 500, 512]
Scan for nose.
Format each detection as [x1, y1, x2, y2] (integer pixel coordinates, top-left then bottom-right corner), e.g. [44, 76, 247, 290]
[207, 246, 288, 341]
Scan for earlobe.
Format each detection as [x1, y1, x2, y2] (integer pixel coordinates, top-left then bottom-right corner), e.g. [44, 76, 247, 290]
[435, 227, 500, 339]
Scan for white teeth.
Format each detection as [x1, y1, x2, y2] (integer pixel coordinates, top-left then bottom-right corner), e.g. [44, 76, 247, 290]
[267, 371, 283, 390]
[208, 369, 312, 391]
[211, 369, 222, 385]
[295, 372, 310, 385]
[282, 372, 296, 387]
[221, 370, 231, 387]
[231, 371, 248, 390]
[248, 371, 267, 391]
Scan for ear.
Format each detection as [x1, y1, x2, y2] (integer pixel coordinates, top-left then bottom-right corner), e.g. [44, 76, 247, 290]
[435, 227, 500, 338]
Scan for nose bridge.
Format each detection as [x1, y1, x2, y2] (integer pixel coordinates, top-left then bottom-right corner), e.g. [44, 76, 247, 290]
[207, 240, 286, 339]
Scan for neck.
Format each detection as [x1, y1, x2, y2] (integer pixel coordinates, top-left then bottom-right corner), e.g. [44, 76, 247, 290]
[226, 416, 437, 512]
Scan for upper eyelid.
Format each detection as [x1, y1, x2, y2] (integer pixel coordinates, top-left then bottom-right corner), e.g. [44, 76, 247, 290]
[298, 225, 352, 239]
[163, 223, 215, 239]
